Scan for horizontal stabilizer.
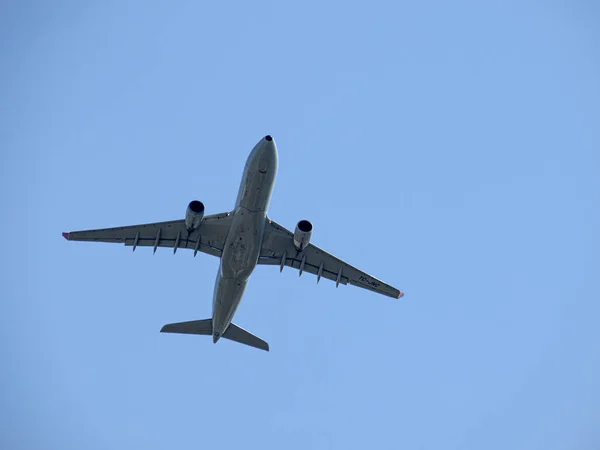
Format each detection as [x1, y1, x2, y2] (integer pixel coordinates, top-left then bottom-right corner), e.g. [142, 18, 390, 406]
[160, 319, 212, 335]
[223, 323, 269, 352]
[160, 319, 269, 352]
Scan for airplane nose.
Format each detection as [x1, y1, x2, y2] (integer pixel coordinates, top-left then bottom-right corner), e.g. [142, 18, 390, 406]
[250, 135, 278, 171]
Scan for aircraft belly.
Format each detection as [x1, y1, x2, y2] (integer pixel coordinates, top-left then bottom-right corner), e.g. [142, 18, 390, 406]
[237, 171, 275, 212]
[235, 147, 277, 213]
[212, 275, 248, 336]
[220, 208, 266, 280]
[212, 207, 266, 335]
[210, 135, 277, 339]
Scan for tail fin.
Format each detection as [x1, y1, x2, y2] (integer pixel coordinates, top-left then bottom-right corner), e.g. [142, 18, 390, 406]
[160, 319, 269, 352]
[222, 323, 269, 352]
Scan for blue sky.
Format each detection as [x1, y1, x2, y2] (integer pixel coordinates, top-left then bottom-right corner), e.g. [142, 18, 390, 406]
[2, 1, 599, 449]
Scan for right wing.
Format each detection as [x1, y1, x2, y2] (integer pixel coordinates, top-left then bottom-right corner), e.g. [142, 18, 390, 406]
[259, 219, 403, 299]
[62, 212, 233, 257]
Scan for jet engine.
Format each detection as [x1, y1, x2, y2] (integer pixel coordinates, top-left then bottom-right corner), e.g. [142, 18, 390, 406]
[293, 220, 313, 251]
[185, 200, 205, 230]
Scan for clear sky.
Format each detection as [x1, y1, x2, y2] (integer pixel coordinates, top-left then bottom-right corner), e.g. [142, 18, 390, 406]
[1, 1, 599, 449]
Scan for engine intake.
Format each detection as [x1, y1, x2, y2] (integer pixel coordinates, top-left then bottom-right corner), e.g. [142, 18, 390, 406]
[293, 220, 313, 251]
[185, 200, 205, 230]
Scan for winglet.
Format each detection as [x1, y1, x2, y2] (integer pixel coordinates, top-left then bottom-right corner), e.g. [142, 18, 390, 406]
[398, 291, 405, 299]
[62, 232, 70, 240]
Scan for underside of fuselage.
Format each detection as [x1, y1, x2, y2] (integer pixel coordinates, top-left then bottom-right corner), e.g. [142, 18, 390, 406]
[211, 135, 278, 342]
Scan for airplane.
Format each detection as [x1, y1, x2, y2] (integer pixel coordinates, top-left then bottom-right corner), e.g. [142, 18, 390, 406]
[62, 135, 404, 351]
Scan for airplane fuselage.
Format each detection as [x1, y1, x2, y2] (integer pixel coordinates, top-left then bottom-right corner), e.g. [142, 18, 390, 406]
[211, 136, 278, 342]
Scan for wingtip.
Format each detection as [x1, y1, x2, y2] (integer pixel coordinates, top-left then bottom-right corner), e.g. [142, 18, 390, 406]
[398, 291, 405, 299]
[62, 232, 70, 240]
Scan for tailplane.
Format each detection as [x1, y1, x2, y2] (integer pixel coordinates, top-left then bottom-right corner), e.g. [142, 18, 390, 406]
[222, 323, 269, 351]
[160, 319, 269, 352]
[160, 319, 212, 335]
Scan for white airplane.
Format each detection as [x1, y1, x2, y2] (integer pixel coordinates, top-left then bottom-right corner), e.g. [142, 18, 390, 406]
[63, 136, 403, 351]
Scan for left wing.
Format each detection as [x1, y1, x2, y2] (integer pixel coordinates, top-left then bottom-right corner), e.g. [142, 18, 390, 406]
[258, 219, 404, 299]
[63, 212, 233, 257]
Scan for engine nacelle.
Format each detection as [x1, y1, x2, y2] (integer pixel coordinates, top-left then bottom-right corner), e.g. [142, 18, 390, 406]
[185, 200, 205, 230]
[293, 220, 313, 251]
